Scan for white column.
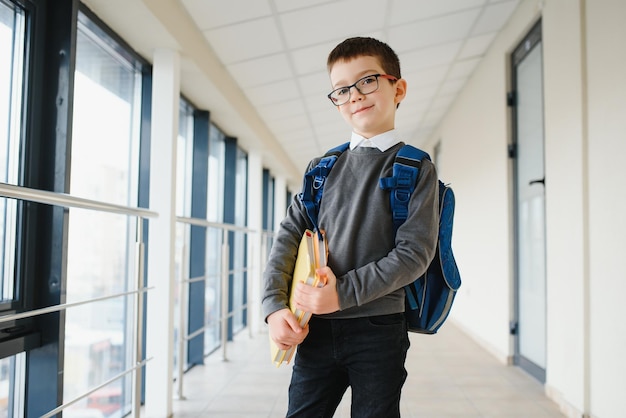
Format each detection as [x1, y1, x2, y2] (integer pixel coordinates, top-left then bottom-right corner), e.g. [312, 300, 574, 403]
[246, 149, 263, 335]
[145, 49, 179, 418]
[273, 175, 287, 232]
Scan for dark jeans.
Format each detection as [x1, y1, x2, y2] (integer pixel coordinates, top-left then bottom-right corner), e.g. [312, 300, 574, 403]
[286, 313, 410, 418]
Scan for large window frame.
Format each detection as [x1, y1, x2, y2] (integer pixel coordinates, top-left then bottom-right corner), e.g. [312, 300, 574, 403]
[0, 1, 153, 416]
[62, 6, 149, 417]
[1, 0, 254, 415]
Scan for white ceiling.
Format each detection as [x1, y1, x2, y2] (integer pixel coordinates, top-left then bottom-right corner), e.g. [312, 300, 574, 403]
[179, 0, 520, 172]
[82, 0, 520, 185]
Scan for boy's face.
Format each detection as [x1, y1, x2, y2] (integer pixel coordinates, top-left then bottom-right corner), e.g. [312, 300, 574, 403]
[329, 55, 406, 138]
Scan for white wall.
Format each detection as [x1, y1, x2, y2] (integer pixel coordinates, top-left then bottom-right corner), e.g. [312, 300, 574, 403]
[425, 0, 546, 364]
[428, 0, 626, 416]
[542, 0, 587, 414]
[586, 1, 626, 417]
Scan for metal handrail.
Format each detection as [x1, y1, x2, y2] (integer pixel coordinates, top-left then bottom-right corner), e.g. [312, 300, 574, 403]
[0, 181, 158, 218]
[39, 357, 152, 418]
[0, 181, 155, 418]
[0, 287, 153, 323]
[176, 215, 255, 233]
[181, 265, 253, 286]
[185, 302, 249, 341]
[173, 216, 259, 400]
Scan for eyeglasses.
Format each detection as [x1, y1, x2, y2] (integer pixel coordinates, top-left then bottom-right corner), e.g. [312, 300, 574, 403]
[327, 74, 398, 106]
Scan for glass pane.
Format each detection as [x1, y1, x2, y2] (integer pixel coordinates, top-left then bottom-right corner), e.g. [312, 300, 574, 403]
[204, 124, 224, 354]
[0, 0, 25, 303]
[0, 354, 22, 418]
[173, 99, 193, 375]
[64, 13, 142, 417]
[232, 148, 247, 333]
[516, 41, 547, 369]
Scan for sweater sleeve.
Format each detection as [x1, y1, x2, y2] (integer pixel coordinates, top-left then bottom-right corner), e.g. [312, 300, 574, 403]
[261, 161, 319, 320]
[335, 159, 440, 310]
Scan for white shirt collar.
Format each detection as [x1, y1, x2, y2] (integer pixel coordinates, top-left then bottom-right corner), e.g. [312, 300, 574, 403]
[349, 129, 401, 152]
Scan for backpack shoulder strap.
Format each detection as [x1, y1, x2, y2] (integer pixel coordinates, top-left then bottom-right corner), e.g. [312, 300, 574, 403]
[380, 145, 435, 312]
[379, 144, 431, 232]
[299, 142, 349, 232]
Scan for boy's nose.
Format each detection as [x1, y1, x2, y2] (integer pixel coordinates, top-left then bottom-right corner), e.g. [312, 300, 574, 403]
[350, 86, 365, 101]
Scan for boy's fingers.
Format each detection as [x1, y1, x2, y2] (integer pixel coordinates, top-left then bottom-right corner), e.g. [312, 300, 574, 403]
[284, 310, 304, 333]
[317, 266, 335, 284]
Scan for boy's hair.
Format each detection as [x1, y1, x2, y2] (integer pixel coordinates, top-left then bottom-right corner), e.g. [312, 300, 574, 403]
[327, 37, 401, 79]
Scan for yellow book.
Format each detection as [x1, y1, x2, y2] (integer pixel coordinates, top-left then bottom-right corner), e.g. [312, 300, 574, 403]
[270, 229, 327, 367]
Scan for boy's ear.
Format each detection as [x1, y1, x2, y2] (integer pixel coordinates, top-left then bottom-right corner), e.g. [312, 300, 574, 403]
[394, 78, 408, 106]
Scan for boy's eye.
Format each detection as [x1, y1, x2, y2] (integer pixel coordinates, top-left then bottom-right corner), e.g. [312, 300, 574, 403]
[336, 87, 350, 96]
[360, 76, 377, 86]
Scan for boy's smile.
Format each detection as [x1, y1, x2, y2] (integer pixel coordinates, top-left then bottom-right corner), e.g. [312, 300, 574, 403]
[353, 105, 374, 115]
[329, 56, 406, 139]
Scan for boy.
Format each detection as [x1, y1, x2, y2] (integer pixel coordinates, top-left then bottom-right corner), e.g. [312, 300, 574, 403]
[262, 37, 439, 417]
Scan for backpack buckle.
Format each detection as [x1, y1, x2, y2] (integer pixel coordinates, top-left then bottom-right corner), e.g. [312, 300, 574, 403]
[394, 189, 410, 203]
[313, 176, 324, 190]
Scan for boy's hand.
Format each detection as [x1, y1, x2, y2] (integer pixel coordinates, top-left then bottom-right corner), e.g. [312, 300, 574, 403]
[293, 266, 340, 314]
[267, 308, 309, 350]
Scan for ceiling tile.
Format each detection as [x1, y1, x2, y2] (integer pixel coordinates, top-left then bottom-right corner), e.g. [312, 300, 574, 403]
[303, 94, 334, 113]
[398, 94, 430, 112]
[471, 0, 519, 35]
[290, 41, 337, 75]
[279, 130, 320, 147]
[447, 57, 481, 79]
[401, 41, 463, 73]
[273, 0, 331, 13]
[388, 0, 486, 25]
[270, 114, 310, 134]
[257, 99, 306, 122]
[275, 130, 312, 147]
[429, 94, 457, 114]
[438, 78, 467, 96]
[181, 0, 272, 29]
[278, 0, 387, 49]
[244, 79, 300, 106]
[297, 71, 331, 98]
[458, 32, 497, 59]
[226, 54, 293, 87]
[309, 107, 338, 127]
[403, 65, 448, 89]
[314, 120, 351, 139]
[205, 17, 283, 64]
[408, 83, 439, 103]
[389, 9, 481, 53]
[280, 143, 320, 165]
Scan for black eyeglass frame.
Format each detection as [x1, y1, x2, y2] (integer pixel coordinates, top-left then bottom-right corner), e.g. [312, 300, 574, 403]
[327, 73, 398, 106]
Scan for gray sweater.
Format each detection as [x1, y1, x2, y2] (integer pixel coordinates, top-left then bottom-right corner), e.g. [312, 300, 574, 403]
[262, 142, 439, 320]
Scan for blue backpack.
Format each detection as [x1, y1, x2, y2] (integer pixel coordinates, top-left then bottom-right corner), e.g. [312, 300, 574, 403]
[299, 142, 461, 334]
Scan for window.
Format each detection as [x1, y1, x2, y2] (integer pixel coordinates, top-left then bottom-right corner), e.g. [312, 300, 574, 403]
[0, 0, 25, 303]
[63, 10, 144, 416]
[174, 98, 194, 373]
[231, 147, 248, 332]
[0, 2, 26, 416]
[204, 124, 224, 354]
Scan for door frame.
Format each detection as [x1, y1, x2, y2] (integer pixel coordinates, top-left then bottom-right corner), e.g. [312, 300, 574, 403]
[509, 19, 547, 383]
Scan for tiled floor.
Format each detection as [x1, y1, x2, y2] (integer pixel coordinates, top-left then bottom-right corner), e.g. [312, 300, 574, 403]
[170, 322, 566, 417]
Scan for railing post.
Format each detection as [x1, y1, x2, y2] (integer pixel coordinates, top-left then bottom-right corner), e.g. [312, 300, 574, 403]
[248, 238, 253, 339]
[175, 238, 188, 400]
[132, 217, 145, 418]
[221, 228, 230, 361]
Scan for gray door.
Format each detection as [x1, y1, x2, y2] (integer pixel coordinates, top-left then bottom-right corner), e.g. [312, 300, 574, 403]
[511, 21, 546, 382]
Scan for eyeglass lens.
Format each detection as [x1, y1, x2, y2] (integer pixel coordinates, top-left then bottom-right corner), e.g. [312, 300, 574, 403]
[328, 75, 380, 105]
